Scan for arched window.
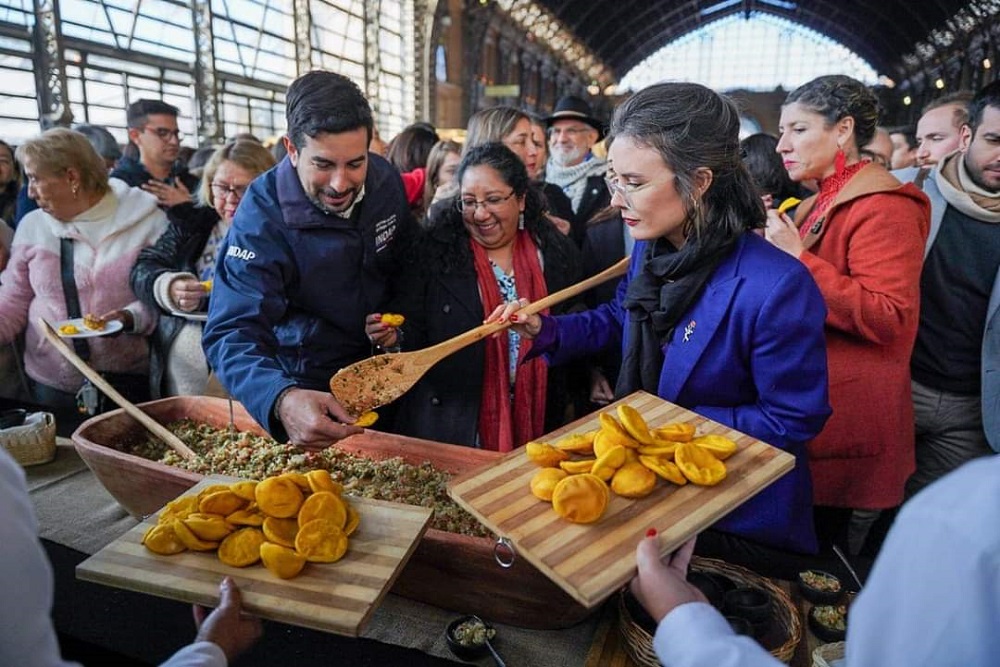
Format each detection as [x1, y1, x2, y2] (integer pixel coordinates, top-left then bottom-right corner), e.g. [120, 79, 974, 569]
[1, 0, 415, 142]
[619, 13, 878, 92]
[435, 44, 448, 82]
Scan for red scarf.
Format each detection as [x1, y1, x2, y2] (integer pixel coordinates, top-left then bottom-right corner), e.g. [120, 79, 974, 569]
[470, 231, 549, 452]
[800, 160, 867, 241]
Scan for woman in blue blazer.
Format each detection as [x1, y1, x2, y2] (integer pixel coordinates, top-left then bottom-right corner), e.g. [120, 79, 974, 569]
[493, 82, 832, 564]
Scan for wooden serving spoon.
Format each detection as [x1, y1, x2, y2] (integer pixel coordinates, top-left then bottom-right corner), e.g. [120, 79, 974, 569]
[38, 318, 198, 461]
[330, 256, 631, 416]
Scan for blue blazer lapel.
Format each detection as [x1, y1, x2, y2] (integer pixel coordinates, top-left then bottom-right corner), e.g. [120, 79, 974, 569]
[658, 274, 741, 401]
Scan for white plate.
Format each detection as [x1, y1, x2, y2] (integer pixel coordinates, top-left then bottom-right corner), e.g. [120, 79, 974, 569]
[168, 310, 208, 322]
[54, 317, 124, 338]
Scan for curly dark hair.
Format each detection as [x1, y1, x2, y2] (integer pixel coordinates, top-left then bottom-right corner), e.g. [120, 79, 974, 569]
[784, 74, 881, 151]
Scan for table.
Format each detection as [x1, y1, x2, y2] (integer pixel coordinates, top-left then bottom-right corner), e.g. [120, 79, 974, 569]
[6, 393, 847, 667]
[25, 437, 606, 666]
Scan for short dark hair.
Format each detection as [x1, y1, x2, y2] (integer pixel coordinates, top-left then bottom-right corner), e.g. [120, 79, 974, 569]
[126, 99, 179, 128]
[886, 125, 917, 150]
[968, 80, 1000, 135]
[785, 75, 881, 151]
[285, 71, 373, 150]
[74, 123, 121, 161]
[740, 133, 800, 203]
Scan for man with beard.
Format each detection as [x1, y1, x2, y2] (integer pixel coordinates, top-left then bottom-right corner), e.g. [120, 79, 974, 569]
[203, 71, 416, 448]
[111, 99, 198, 203]
[902, 80, 1000, 498]
[544, 96, 610, 228]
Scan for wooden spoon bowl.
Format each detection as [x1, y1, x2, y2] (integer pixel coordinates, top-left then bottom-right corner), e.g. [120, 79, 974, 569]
[331, 257, 630, 415]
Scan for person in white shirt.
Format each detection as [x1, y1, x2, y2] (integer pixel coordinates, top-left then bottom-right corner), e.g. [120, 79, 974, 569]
[632, 453, 1000, 667]
[0, 446, 261, 667]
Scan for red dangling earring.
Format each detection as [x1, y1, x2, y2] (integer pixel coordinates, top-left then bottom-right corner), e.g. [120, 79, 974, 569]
[834, 147, 847, 176]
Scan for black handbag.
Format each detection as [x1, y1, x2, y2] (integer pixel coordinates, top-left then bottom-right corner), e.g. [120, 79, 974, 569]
[59, 238, 150, 414]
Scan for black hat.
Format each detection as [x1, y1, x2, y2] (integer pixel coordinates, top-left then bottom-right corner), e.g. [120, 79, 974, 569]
[545, 96, 605, 141]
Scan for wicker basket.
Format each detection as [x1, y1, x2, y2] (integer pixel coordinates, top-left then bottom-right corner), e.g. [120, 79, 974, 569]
[618, 556, 802, 665]
[0, 412, 56, 467]
[812, 641, 846, 667]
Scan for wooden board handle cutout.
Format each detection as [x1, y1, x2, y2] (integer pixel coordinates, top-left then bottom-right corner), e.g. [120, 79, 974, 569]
[38, 317, 197, 461]
[330, 256, 631, 415]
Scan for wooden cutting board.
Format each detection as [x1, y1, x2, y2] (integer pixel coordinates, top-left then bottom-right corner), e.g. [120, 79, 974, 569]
[77, 477, 432, 636]
[448, 391, 795, 609]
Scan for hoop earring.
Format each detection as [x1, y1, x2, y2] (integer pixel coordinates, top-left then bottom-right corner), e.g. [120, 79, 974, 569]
[834, 147, 847, 175]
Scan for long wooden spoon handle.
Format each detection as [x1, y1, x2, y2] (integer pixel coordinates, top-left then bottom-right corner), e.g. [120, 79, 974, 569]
[423, 255, 631, 360]
[37, 318, 198, 461]
[521, 255, 630, 316]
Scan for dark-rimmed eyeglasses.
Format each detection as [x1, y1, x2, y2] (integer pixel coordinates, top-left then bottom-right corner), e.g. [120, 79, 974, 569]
[144, 126, 183, 142]
[455, 190, 517, 215]
[210, 182, 248, 199]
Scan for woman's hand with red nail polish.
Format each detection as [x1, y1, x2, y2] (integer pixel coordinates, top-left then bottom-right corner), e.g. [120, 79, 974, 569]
[630, 536, 705, 624]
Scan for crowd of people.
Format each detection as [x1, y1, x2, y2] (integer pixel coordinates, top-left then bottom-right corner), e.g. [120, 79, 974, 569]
[1, 66, 998, 665]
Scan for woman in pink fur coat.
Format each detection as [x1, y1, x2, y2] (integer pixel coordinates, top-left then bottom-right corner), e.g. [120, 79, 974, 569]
[0, 128, 167, 410]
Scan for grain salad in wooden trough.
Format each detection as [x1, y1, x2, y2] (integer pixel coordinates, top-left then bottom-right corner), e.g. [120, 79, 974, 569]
[72, 396, 592, 629]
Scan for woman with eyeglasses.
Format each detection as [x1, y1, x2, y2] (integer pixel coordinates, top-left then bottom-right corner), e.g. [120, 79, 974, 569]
[131, 140, 275, 398]
[490, 83, 833, 570]
[426, 107, 577, 242]
[376, 142, 582, 450]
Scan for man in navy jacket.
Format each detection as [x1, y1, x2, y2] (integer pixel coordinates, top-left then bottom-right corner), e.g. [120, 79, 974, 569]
[203, 71, 416, 447]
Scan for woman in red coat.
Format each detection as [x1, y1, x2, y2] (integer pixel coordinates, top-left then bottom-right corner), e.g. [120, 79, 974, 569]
[765, 75, 930, 552]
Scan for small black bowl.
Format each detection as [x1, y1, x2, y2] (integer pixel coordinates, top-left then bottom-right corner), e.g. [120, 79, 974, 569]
[808, 604, 848, 643]
[723, 587, 771, 624]
[0, 409, 27, 430]
[707, 572, 738, 595]
[726, 615, 754, 636]
[798, 570, 843, 605]
[445, 615, 494, 662]
[688, 571, 725, 609]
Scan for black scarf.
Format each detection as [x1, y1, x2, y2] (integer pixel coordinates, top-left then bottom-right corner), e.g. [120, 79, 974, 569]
[615, 228, 740, 397]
